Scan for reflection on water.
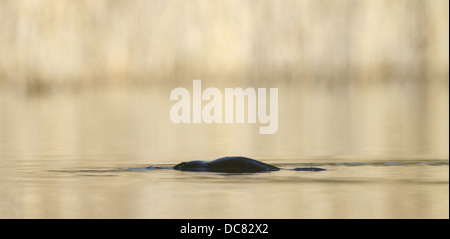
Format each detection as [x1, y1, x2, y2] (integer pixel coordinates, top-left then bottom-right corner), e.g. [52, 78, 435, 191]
[0, 80, 447, 163]
[0, 0, 448, 219]
[0, 81, 448, 218]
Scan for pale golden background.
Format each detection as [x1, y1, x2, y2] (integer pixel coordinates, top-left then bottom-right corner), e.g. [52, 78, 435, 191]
[0, 0, 448, 218]
[0, 0, 448, 89]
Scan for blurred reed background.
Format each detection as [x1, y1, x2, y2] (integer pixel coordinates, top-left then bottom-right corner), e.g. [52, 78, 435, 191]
[0, 0, 449, 219]
[0, 0, 448, 162]
[0, 0, 448, 93]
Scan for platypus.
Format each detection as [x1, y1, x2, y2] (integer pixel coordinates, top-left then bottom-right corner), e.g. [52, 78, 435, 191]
[170, 156, 325, 173]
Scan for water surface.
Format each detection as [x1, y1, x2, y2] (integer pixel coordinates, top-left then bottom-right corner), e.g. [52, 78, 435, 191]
[0, 82, 448, 218]
[0, 159, 447, 218]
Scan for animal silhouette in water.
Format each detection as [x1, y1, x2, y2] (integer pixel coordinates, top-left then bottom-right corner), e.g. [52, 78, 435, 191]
[166, 156, 326, 173]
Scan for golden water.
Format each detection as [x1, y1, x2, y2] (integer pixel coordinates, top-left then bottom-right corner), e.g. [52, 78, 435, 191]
[0, 81, 448, 218]
[0, 0, 448, 219]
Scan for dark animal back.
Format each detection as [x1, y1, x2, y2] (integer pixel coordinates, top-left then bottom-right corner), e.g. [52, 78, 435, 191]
[208, 156, 280, 173]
